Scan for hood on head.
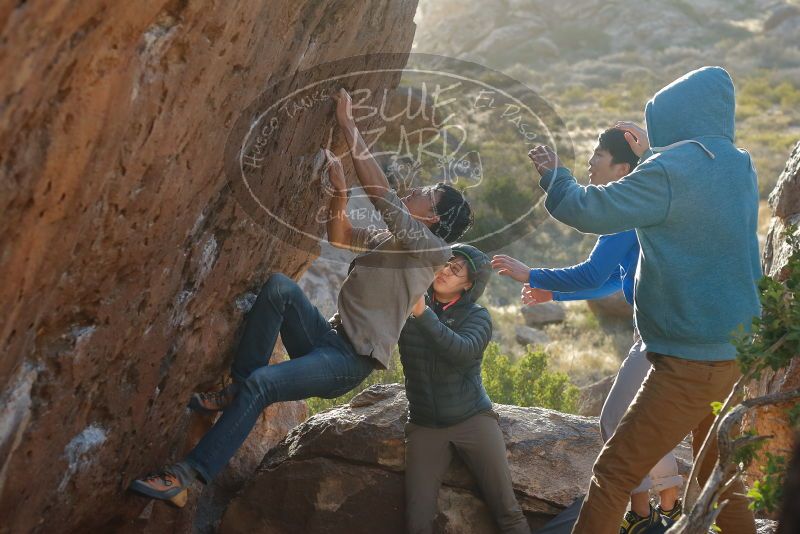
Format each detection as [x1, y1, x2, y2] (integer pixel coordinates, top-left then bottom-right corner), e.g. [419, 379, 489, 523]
[645, 66, 735, 149]
[450, 243, 491, 302]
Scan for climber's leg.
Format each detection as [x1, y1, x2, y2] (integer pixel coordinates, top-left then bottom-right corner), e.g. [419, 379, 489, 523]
[183, 341, 373, 483]
[231, 272, 332, 382]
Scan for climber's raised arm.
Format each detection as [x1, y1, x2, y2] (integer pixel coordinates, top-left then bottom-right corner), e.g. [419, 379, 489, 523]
[332, 88, 391, 201]
[323, 149, 354, 250]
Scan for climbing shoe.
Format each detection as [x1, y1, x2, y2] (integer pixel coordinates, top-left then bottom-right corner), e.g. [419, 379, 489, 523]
[128, 463, 194, 508]
[619, 505, 659, 534]
[657, 499, 682, 522]
[188, 382, 238, 414]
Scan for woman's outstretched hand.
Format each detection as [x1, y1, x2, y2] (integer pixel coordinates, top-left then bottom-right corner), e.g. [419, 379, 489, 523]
[528, 145, 562, 177]
[491, 254, 531, 284]
[521, 284, 553, 306]
[614, 121, 649, 158]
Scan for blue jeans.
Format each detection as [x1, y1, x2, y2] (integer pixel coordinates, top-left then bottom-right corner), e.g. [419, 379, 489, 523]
[185, 273, 374, 482]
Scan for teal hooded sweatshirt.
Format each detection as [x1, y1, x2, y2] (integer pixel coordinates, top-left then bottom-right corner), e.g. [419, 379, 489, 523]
[540, 66, 761, 360]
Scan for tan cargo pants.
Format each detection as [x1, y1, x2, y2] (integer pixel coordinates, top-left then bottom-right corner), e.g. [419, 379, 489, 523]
[573, 352, 756, 534]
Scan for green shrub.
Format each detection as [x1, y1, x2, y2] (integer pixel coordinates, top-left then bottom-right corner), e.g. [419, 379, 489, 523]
[482, 342, 580, 413]
[307, 341, 581, 416]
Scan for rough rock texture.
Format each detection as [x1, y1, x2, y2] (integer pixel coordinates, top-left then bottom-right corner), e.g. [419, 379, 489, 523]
[118, 384, 308, 534]
[515, 325, 550, 348]
[0, 1, 419, 532]
[576, 374, 616, 417]
[586, 292, 632, 324]
[521, 301, 566, 327]
[220, 384, 605, 533]
[747, 139, 800, 482]
[297, 247, 352, 320]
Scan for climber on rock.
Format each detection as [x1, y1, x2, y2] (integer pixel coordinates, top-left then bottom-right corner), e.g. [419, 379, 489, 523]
[400, 243, 530, 534]
[128, 88, 474, 507]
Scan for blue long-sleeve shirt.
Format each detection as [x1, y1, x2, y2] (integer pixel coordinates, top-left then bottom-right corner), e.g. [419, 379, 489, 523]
[529, 231, 639, 305]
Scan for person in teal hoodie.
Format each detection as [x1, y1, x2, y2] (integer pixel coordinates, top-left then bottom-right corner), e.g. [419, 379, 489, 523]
[528, 67, 761, 534]
[493, 128, 684, 533]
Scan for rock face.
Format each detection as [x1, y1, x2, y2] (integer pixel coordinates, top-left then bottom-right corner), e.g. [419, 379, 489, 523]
[515, 325, 551, 348]
[221, 384, 606, 533]
[748, 139, 800, 482]
[586, 292, 632, 324]
[576, 374, 616, 417]
[0, 1, 419, 532]
[521, 302, 566, 327]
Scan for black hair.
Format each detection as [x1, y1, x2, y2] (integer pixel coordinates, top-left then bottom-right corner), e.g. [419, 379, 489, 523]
[430, 183, 473, 244]
[598, 128, 639, 170]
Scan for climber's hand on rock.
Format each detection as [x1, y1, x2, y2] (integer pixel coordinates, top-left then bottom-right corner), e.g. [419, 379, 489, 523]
[332, 88, 355, 128]
[528, 145, 561, 177]
[324, 149, 346, 193]
[491, 254, 530, 284]
[522, 284, 553, 306]
[614, 121, 649, 157]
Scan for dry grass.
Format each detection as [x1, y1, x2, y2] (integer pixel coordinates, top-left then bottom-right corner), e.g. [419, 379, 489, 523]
[486, 300, 632, 388]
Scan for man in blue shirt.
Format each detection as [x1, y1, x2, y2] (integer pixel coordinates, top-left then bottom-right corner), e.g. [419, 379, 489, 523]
[492, 128, 683, 533]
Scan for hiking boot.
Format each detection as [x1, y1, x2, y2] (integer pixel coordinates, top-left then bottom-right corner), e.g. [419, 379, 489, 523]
[188, 383, 238, 414]
[620, 505, 659, 534]
[128, 463, 194, 507]
[657, 499, 682, 522]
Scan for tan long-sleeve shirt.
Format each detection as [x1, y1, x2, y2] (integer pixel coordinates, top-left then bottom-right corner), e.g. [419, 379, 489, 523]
[332, 189, 450, 369]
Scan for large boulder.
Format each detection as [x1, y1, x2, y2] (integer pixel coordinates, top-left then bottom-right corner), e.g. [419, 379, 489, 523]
[585, 291, 632, 324]
[515, 325, 551, 348]
[747, 139, 800, 484]
[0, 1, 419, 532]
[220, 384, 606, 533]
[576, 374, 616, 417]
[521, 302, 566, 327]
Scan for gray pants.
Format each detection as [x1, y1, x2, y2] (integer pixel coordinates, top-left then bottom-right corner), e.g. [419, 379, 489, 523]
[404, 411, 530, 534]
[599, 330, 684, 494]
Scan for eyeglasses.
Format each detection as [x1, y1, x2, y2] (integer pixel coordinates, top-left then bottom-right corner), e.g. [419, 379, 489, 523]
[443, 257, 467, 278]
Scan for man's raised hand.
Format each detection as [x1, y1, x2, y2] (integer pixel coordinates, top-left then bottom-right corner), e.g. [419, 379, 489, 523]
[614, 121, 649, 158]
[491, 254, 531, 284]
[528, 145, 562, 177]
[324, 149, 346, 194]
[332, 88, 355, 128]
